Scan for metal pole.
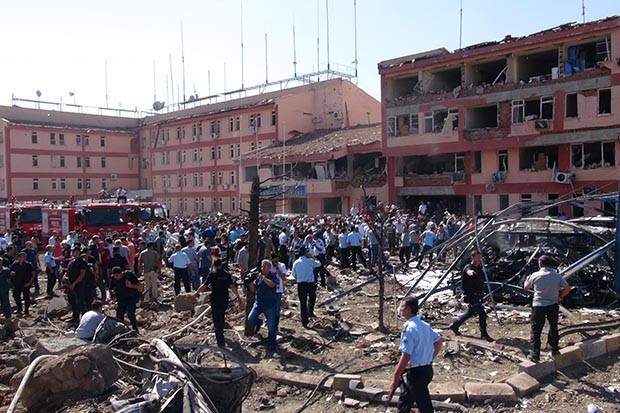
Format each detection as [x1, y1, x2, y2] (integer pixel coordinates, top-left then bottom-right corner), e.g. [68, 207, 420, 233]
[615, 186, 620, 293]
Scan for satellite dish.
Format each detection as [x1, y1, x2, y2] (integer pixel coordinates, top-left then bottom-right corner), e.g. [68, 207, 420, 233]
[69, 92, 74, 97]
[188, 95, 196, 102]
[152, 101, 165, 111]
[36, 90, 42, 97]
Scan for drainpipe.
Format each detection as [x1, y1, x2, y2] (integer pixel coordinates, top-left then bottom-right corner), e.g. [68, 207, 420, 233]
[615, 188, 620, 293]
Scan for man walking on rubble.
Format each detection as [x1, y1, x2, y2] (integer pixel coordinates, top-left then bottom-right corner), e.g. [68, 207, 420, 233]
[524, 255, 570, 362]
[448, 250, 494, 342]
[195, 258, 242, 348]
[247, 259, 279, 354]
[291, 246, 321, 328]
[390, 296, 443, 413]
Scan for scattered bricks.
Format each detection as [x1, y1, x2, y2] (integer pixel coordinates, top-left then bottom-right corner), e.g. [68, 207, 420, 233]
[553, 345, 583, 370]
[603, 332, 620, 353]
[518, 359, 556, 380]
[331, 374, 363, 392]
[465, 382, 518, 404]
[343, 397, 361, 408]
[579, 339, 607, 360]
[505, 372, 540, 398]
[429, 382, 467, 402]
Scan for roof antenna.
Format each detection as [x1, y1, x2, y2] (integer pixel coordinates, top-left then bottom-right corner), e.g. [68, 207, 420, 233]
[326, 0, 330, 77]
[459, 0, 463, 49]
[265, 33, 269, 84]
[582, 0, 586, 23]
[353, 0, 358, 83]
[316, 0, 320, 81]
[293, 24, 298, 78]
[241, 0, 245, 92]
[181, 19, 186, 106]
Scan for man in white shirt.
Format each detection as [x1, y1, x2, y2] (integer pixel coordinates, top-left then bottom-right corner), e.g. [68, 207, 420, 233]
[271, 252, 287, 332]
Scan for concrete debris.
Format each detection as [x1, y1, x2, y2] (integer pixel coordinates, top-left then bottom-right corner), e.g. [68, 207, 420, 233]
[174, 293, 198, 313]
[10, 344, 117, 410]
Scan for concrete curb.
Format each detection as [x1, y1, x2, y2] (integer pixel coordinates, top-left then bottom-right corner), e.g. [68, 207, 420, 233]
[250, 331, 620, 407]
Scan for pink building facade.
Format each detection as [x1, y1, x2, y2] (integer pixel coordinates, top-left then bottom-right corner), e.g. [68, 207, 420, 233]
[0, 78, 381, 215]
[378, 17, 620, 217]
[0, 107, 139, 202]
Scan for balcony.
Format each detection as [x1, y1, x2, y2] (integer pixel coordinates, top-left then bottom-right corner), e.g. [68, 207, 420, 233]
[403, 173, 453, 187]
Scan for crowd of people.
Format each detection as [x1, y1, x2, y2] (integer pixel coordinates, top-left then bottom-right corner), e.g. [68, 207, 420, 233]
[0, 199, 574, 408]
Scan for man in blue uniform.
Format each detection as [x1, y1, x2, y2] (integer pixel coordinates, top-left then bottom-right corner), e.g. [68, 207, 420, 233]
[391, 296, 443, 413]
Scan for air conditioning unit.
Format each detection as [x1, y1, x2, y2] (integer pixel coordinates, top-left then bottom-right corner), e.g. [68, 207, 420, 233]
[207, 184, 214, 190]
[333, 111, 343, 119]
[554, 172, 575, 184]
[535, 120, 550, 129]
[232, 183, 237, 189]
[221, 184, 229, 190]
[192, 135, 199, 142]
[110, 173, 118, 181]
[210, 132, 219, 139]
[312, 116, 323, 124]
[249, 126, 256, 133]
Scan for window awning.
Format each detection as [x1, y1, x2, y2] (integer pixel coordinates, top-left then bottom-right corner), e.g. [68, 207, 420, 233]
[398, 186, 456, 196]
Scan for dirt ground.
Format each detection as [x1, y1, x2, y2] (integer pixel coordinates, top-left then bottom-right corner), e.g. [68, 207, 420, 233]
[1, 259, 619, 413]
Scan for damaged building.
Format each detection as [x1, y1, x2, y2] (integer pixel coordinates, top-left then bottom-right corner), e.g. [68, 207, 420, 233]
[238, 124, 386, 215]
[379, 16, 620, 217]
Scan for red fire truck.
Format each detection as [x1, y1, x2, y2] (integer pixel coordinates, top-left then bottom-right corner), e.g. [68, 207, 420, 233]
[41, 207, 77, 240]
[0, 203, 44, 237]
[75, 201, 137, 237]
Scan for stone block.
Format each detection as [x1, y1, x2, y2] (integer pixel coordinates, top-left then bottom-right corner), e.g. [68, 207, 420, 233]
[579, 339, 607, 360]
[10, 344, 117, 410]
[553, 345, 583, 370]
[350, 384, 384, 401]
[518, 359, 556, 380]
[603, 332, 620, 353]
[505, 372, 540, 397]
[174, 293, 197, 313]
[465, 382, 517, 404]
[429, 382, 466, 402]
[331, 374, 363, 392]
[36, 337, 87, 356]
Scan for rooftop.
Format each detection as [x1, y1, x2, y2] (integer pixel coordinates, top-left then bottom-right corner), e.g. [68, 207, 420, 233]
[378, 15, 620, 71]
[242, 123, 382, 161]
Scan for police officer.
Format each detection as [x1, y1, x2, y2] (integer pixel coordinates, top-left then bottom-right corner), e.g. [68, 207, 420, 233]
[10, 252, 36, 317]
[449, 250, 494, 342]
[195, 258, 242, 348]
[391, 296, 443, 413]
[64, 246, 88, 323]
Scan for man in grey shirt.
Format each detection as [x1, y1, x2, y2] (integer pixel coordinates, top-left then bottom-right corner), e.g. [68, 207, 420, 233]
[524, 255, 570, 362]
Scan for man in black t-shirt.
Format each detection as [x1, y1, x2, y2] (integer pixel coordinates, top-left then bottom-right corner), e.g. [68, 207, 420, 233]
[449, 250, 493, 342]
[109, 267, 142, 332]
[108, 246, 129, 275]
[10, 252, 36, 317]
[81, 247, 99, 310]
[195, 258, 242, 347]
[65, 247, 88, 323]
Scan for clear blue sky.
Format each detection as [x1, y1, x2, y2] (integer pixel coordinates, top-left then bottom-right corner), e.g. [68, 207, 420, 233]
[1, 0, 617, 112]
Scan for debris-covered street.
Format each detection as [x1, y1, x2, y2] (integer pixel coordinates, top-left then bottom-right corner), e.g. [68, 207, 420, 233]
[1, 210, 619, 413]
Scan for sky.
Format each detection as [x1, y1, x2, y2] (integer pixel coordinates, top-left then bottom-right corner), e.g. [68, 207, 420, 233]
[1, 0, 618, 114]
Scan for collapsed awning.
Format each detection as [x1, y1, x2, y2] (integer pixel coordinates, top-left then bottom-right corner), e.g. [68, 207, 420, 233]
[398, 186, 456, 196]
